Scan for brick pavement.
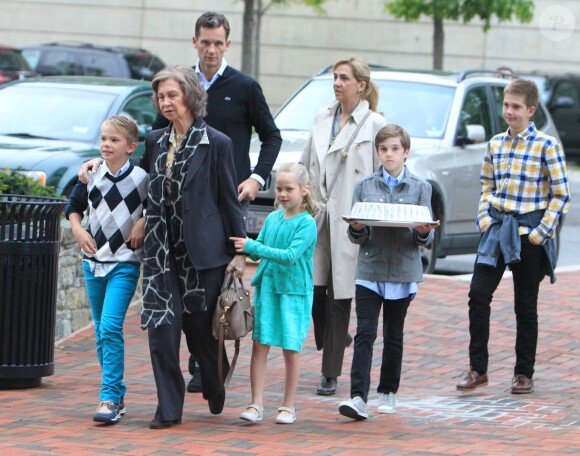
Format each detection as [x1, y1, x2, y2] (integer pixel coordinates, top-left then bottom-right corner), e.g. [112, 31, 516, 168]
[0, 264, 579, 455]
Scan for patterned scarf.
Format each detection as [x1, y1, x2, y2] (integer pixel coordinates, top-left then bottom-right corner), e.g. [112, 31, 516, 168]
[141, 119, 209, 329]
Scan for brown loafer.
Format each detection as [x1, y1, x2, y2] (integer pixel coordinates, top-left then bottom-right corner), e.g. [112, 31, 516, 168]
[511, 374, 534, 394]
[456, 369, 489, 391]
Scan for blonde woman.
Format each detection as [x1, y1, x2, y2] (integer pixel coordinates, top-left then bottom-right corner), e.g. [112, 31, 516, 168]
[301, 57, 387, 396]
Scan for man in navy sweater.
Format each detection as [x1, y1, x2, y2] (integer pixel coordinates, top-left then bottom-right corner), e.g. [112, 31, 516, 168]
[152, 11, 281, 393]
[152, 11, 281, 205]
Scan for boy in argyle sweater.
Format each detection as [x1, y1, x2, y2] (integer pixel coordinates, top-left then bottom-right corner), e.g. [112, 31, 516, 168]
[66, 116, 148, 424]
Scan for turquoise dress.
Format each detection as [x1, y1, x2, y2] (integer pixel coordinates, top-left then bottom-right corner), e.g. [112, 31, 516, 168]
[243, 210, 317, 352]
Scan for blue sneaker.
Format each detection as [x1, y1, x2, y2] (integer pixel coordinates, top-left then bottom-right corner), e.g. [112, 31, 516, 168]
[93, 401, 121, 423]
[119, 396, 126, 415]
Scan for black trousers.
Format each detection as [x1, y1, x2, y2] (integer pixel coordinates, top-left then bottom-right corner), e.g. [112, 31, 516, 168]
[468, 236, 545, 379]
[350, 285, 410, 402]
[148, 262, 228, 421]
[312, 283, 352, 378]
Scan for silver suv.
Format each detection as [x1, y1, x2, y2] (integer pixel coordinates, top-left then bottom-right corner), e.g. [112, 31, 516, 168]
[248, 68, 560, 272]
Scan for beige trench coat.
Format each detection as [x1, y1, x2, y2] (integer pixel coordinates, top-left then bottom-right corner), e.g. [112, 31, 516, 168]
[301, 100, 387, 299]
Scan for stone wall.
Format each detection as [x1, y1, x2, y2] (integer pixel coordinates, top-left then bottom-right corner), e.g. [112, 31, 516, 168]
[56, 220, 141, 341]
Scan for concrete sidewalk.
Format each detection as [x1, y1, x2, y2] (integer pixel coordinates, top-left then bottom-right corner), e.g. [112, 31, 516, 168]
[1, 264, 579, 455]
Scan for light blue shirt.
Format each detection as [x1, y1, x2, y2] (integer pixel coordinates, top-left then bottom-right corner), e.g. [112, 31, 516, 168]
[195, 58, 228, 90]
[356, 167, 418, 300]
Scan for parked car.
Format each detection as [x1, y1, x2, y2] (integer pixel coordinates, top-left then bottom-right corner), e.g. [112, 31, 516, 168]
[0, 76, 157, 196]
[248, 68, 560, 272]
[21, 42, 165, 81]
[0, 45, 35, 84]
[522, 73, 580, 161]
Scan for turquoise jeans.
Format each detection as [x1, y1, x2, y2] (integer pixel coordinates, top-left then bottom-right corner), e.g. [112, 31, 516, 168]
[83, 262, 140, 403]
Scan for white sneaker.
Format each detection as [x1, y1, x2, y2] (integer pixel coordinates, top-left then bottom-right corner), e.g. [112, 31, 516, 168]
[338, 396, 368, 420]
[377, 393, 396, 414]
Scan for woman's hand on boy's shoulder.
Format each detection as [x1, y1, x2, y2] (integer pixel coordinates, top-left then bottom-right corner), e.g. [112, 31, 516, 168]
[415, 220, 440, 236]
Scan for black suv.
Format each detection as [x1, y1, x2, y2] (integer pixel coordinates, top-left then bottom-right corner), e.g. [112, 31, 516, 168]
[524, 73, 580, 160]
[0, 45, 35, 84]
[21, 42, 165, 81]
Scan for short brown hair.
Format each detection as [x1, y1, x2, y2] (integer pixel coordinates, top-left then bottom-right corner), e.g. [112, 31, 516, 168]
[504, 78, 539, 108]
[375, 124, 411, 151]
[195, 11, 230, 39]
[102, 116, 138, 145]
[152, 66, 207, 119]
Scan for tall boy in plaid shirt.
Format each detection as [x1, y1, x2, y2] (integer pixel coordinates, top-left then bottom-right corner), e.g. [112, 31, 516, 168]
[456, 79, 570, 394]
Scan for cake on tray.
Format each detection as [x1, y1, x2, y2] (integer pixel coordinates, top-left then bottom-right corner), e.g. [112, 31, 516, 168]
[344, 202, 435, 227]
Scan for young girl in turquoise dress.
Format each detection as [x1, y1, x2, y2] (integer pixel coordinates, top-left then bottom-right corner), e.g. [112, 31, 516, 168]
[230, 162, 318, 425]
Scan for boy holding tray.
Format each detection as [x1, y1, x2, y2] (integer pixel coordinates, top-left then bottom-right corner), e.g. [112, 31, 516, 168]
[338, 124, 439, 420]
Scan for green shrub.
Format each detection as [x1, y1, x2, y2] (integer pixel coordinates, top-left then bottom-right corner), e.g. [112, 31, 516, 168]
[0, 167, 62, 198]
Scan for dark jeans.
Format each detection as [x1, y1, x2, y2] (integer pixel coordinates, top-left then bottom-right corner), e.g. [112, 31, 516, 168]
[468, 235, 546, 378]
[350, 285, 411, 402]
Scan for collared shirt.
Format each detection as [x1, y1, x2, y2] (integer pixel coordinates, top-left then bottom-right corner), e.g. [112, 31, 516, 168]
[477, 122, 570, 245]
[195, 58, 228, 90]
[356, 166, 418, 300]
[383, 167, 404, 189]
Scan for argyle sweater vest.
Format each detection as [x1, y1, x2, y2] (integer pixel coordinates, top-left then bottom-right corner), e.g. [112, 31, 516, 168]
[85, 165, 149, 263]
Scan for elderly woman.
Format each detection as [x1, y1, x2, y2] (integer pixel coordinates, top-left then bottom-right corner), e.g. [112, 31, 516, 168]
[140, 66, 246, 428]
[301, 57, 387, 396]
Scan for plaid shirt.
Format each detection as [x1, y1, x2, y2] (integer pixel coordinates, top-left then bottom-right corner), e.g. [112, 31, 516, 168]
[477, 122, 570, 245]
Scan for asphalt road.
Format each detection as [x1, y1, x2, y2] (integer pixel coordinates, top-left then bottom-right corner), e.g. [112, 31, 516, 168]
[435, 161, 580, 275]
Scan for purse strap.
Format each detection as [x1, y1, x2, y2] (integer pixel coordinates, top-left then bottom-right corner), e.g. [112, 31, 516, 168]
[322, 110, 371, 203]
[217, 271, 242, 387]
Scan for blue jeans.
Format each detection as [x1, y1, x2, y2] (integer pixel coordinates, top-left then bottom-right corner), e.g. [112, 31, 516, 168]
[83, 262, 141, 403]
[350, 285, 411, 402]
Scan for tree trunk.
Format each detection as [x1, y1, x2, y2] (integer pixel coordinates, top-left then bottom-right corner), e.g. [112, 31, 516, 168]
[242, 0, 257, 78]
[433, 17, 444, 70]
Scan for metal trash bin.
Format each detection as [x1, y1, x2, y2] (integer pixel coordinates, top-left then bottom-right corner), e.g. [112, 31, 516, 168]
[0, 194, 67, 388]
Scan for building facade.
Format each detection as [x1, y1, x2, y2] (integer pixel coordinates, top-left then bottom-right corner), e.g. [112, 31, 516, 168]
[1, 0, 578, 110]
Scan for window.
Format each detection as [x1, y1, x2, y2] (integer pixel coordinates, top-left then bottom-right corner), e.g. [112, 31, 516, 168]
[122, 94, 157, 138]
[460, 86, 493, 140]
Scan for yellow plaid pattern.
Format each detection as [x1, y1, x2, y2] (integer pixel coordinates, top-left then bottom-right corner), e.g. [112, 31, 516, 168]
[477, 123, 570, 245]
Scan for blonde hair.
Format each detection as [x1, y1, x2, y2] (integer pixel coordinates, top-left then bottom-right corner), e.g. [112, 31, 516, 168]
[274, 162, 318, 216]
[333, 57, 379, 112]
[102, 115, 139, 145]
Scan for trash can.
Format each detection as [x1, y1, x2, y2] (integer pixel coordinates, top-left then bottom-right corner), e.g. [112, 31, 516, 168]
[0, 194, 67, 389]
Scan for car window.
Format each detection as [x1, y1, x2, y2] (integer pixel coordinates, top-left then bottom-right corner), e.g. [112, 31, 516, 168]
[0, 85, 114, 142]
[36, 50, 80, 76]
[274, 78, 455, 139]
[124, 54, 165, 80]
[552, 80, 579, 108]
[81, 52, 123, 77]
[21, 49, 41, 70]
[121, 94, 156, 137]
[377, 80, 454, 139]
[459, 86, 493, 140]
[0, 51, 29, 71]
[275, 79, 334, 131]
